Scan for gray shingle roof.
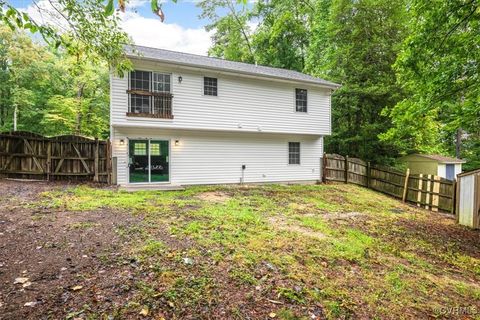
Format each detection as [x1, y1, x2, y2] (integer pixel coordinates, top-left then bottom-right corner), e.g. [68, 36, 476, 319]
[126, 45, 341, 89]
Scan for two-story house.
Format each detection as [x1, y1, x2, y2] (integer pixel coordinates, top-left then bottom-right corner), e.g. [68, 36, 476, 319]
[110, 45, 340, 187]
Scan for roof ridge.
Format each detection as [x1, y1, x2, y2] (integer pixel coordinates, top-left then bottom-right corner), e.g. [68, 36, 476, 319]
[125, 44, 341, 89]
[130, 44, 313, 74]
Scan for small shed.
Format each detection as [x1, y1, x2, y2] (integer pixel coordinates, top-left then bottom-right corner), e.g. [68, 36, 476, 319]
[456, 169, 480, 229]
[400, 154, 465, 180]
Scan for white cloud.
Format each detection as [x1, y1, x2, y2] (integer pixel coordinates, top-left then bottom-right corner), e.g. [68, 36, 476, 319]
[127, 0, 149, 9]
[19, 0, 69, 32]
[18, 0, 212, 56]
[120, 12, 212, 56]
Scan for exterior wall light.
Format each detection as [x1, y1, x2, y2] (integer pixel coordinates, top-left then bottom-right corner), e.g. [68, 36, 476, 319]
[178, 76, 183, 83]
[120, 139, 125, 145]
[174, 140, 180, 146]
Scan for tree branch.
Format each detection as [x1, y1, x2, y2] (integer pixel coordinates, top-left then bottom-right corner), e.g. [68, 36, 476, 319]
[226, 0, 256, 63]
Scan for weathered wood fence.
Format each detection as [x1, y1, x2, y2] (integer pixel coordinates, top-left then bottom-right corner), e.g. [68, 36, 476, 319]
[323, 153, 456, 213]
[0, 131, 111, 183]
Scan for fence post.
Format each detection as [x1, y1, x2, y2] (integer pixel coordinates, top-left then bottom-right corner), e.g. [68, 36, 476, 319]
[402, 168, 410, 202]
[94, 138, 99, 182]
[417, 173, 423, 207]
[425, 174, 432, 210]
[345, 155, 349, 184]
[107, 139, 112, 184]
[452, 179, 458, 216]
[367, 162, 371, 188]
[46, 140, 51, 181]
[432, 176, 440, 212]
[322, 153, 327, 183]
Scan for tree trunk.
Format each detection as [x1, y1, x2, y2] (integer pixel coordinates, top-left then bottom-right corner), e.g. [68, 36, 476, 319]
[75, 83, 86, 135]
[456, 128, 462, 158]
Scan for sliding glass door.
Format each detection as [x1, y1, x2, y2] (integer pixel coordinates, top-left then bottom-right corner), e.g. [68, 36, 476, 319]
[128, 140, 169, 183]
[150, 140, 169, 182]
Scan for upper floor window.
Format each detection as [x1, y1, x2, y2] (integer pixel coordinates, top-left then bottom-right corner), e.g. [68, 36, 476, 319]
[153, 73, 171, 93]
[295, 88, 307, 112]
[130, 70, 150, 91]
[128, 70, 173, 119]
[204, 77, 218, 96]
[288, 142, 300, 165]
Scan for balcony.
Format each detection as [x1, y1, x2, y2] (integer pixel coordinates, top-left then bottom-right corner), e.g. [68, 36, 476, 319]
[126, 90, 174, 119]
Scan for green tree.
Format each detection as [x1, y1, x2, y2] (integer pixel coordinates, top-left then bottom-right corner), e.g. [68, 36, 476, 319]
[251, 0, 313, 71]
[309, 0, 408, 163]
[200, 0, 313, 70]
[40, 52, 110, 138]
[0, 0, 132, 75]
[0, 25, 60, 132]
[0, 25, 110, 138]
[383, 0, 480, 170]
[199, 0, 256, 63]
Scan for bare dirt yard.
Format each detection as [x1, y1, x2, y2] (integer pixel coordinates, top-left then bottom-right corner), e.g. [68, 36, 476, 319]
[0, 180, 479, 319]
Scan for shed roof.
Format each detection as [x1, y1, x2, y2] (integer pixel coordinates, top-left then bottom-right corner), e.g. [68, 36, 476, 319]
[125, 45, 341, 89]
[403, 154, 466, 164]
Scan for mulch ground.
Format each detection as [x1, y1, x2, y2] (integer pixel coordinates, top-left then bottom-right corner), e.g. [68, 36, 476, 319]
[0, 180, 143, 319]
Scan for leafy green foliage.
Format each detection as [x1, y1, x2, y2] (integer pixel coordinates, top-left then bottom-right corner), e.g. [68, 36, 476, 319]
[0, 26, 109, 138]
[0, 0, 132, 75]
[199, 0, 256, 63]
[383, 0, 480, 170]
[309, 0, 408, 163]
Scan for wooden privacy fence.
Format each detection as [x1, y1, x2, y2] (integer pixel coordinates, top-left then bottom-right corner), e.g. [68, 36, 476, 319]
[323, 153, 456, 213]
[0, 131, 111, 183]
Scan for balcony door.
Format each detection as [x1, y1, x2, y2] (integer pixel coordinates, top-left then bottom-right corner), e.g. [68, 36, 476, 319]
[128, 140, 169, 183]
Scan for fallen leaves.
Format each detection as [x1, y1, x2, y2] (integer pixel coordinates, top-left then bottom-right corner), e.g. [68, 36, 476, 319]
[71, 285, 83, 291]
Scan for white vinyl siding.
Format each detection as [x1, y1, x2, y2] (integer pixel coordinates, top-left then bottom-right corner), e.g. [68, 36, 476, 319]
[111, 59, 332, 135]
[112, 128, 323, 186]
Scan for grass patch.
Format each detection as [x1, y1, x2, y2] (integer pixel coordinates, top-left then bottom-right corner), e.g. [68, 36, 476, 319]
[27, 183, 480, 319]
[68, 221, 99, 229]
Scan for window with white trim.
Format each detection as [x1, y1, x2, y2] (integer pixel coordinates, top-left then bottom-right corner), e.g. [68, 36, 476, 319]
[152, 73, 171, 93]
[288, 142, 300, 165]
[295, 88, 307, 112]
[128, 70, 173, 118]
[204, 77, 218, 96]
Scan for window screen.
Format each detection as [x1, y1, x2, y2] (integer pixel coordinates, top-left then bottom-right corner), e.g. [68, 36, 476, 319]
[204, 77, 218, 96]
[288, 142, 300, 165]
[295, 89, 307, 112]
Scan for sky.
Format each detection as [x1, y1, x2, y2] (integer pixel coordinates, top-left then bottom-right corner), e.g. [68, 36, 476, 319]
[10, 0, 215, 56]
